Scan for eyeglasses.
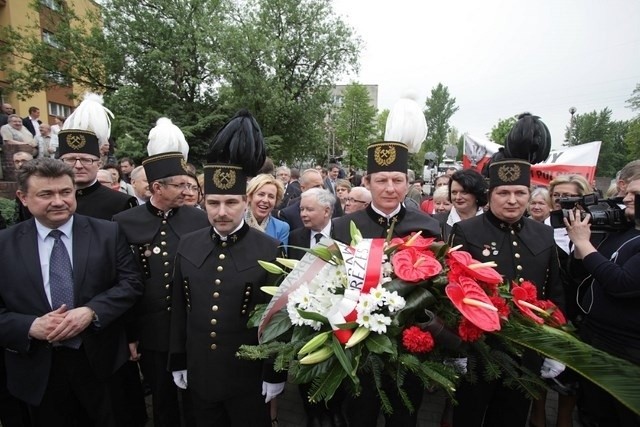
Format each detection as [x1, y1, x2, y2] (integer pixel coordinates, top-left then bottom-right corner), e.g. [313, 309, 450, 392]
[163, 183, 198, 192]
[552, 192, 579, 199]
[345, 197, 367, 204]
[61, 157, 98, 166]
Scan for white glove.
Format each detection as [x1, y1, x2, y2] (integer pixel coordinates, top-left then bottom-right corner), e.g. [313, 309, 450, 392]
[540, 358, 566, 379]
[261, 381, 285, 403]
[172, 370, 188, 389]
[445, 357, 468, 375]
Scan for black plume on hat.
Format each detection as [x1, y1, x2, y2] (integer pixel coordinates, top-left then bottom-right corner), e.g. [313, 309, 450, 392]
[207, 109, 266, 177]
[504, 113, 551, 164]
[482, 112, 551, 178]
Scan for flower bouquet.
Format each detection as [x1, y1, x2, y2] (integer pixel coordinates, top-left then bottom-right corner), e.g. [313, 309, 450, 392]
[238, 223, 640, 415]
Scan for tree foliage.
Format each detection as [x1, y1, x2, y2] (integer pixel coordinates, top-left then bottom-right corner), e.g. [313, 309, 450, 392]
[333, 83, 376, 170]
[489, 116, 516, 145]
[567, 108, 630, 178]
[424, 84, 459, 164]
[0, 0, 361, 168]
[624, 119, 640, 163]
[626, 83, 640, 115]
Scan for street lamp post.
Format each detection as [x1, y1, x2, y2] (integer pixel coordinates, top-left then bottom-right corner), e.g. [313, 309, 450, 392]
[568, 106, 577, 145]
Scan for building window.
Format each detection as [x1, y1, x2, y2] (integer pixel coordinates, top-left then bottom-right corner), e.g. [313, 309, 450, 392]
[42, 30, 60, 48]
[40, 0, 61, 11]
[48, 102, 71, 118]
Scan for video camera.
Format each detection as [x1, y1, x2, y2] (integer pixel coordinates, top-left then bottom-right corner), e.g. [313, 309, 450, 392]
[549, 193, 629, 232]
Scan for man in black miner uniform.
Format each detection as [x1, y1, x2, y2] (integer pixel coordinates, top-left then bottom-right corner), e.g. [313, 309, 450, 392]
[57, 95, 137, 220]
[449, 159, 564, 427]
[332, 98, 439, 427]
[169, 111, 286, 426]
[113, 119, 209, 427]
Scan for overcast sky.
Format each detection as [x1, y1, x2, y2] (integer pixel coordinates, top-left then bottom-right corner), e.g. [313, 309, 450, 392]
[333, 0, 640, 149]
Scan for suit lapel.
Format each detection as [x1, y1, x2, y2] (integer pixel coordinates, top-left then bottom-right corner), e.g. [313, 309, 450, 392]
[72, 215, 91, 299]
[17, 220, 50, 310]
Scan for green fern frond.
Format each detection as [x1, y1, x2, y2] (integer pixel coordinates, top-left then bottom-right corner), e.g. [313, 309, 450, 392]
[308, 361, 348, 404]
[370, 355, 392, 415]
[236, 341, 283, 360]
[499, 321, 640, 414]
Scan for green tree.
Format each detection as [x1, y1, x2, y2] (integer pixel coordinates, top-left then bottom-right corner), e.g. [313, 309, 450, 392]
[624, 118, 640, 162]
[219, 0, 361, 165]
[424, 83, 459, 164]
[568, 108, 629, 178]
[488, 116, 516, 145]
[333, 83, 376, 170]
[376, 109, 390, 140]
[626, 83, 640, 115]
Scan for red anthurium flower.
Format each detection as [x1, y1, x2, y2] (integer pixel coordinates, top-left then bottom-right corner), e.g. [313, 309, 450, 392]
[402, 326, 435, 353]
[390, 232, 436, 251]
[447, 250, 503, 285]
[392, 247, 442, 282]
[445, 277, 501, 332]
[537, 300, 567, 326]
[511, 285, 544, 324]
[458, 318, 484, 342]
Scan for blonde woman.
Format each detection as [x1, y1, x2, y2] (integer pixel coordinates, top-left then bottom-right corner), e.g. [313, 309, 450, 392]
[246, 174, 290, 246]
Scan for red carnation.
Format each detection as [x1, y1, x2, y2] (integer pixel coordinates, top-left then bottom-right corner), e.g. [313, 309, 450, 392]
[402, 326, 435, 353]
[489, 295, 510, 318]
[518, 281, 539, 301]
[392, 247, 442, 282]
[458, 318, 484, 342]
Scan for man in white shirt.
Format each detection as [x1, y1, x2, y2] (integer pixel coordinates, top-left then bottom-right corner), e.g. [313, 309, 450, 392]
[22, 106, 41, 137]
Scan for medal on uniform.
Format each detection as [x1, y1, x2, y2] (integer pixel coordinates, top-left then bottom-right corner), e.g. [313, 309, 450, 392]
[153, 246, 161, 254]
[143, 244, 152, 257]
[482, 245, 491, 257]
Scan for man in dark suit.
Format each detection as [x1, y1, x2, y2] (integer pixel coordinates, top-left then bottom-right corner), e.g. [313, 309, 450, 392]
[323, 163, 340, 195]
[449, 159, 564, 427]
[0, 158, 144, 426]
[114, 122, 209, 427]
[332, 99, 439, 426]
[279, 169, 343, 231]
[169, 111, 286, 426]
[22, 106, 42, 137]
[275, 166, 301, 210]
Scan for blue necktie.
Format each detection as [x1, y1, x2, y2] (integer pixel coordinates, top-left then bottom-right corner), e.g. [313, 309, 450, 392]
[49, 230, 81, 349]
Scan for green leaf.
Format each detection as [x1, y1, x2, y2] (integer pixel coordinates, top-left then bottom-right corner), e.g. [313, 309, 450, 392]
[297, 309, 329, 325]
[365, 333, 395, 355]
[261, 310, 293, 343]
[349, 220, 363, 245]
[334, 322, 358, 330]
[308, 361, 348, 403]
[331, 335, 357, 382]
[258, 260, 286, 275]
[499, 321, 640, 414]
[395, 287, 437, 325]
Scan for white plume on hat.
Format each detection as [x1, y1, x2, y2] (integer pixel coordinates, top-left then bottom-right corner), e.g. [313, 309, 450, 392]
[62, 92, 114, 145]
[147, 117, 189, 159]
[384, 95, 428, 154]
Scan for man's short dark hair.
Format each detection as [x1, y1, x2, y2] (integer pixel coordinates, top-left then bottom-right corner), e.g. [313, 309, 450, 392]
[28, 106, 39, 114]
[17, 158, 75, 193]
[449, 169, 488, 207]
[119, 157, 134, 166]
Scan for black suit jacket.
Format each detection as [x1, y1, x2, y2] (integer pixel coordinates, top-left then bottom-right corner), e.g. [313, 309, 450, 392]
[279, 198, 343, 231]
[0, 215, 144, 405]
[288, 228, 312, 260]
[22, 116, 41, 136]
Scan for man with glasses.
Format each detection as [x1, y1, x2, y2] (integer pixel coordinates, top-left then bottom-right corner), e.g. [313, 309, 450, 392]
[113, 120, 209, 427]
[58, 130, 137, 220]
[344, 187, 371, 214]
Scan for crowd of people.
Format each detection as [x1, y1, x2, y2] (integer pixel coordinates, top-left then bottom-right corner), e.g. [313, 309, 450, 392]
[0, 96, 638, 427]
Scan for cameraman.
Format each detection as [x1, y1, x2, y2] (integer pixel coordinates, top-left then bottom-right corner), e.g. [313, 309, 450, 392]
[565, 175, 640, 427]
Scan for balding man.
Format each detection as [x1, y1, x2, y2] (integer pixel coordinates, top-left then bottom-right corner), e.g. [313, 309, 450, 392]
[344, 187, 371, 214]
[129, 166, 151, 205]
[0, 103, 13, 127]
[97, 170, 115, 188]
[35, 123, 58, 159]
[278, 168, 343, 230]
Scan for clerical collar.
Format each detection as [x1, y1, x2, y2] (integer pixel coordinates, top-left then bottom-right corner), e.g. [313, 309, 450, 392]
[146, 199, 177, 218]
[75, 180, 100, 196]
[366, 203, 406, 226]
[211, 220, 249, 246]
[485, 210, 525, 232]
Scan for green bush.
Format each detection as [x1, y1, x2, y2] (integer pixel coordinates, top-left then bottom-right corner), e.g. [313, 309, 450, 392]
[0, 197, 16, 226]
